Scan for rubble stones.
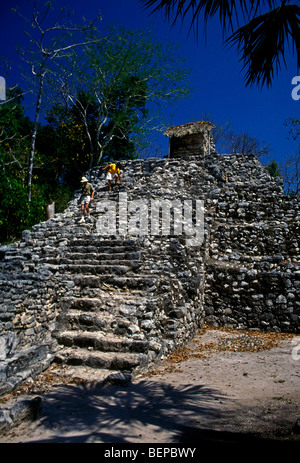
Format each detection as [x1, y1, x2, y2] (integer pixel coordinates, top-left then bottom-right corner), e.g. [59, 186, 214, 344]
[0, 397, 41, 432]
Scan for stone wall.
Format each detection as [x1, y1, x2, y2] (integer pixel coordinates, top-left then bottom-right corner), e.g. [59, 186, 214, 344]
[0, 218, 82, 394]
[169, 133, 207, 157]
[202, 153, 300, 332]
[0, 152, 299, 395]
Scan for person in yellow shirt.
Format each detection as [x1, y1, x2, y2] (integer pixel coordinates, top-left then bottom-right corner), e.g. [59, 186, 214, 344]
[102, 162, 122, 192]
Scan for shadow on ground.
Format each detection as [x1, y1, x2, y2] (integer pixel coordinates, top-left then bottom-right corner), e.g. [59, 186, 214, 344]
[14, 377, 299, 449]
[25, 379, 223, 443]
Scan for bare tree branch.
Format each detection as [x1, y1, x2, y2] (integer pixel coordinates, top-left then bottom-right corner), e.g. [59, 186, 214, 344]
[13, 0, 102, 201]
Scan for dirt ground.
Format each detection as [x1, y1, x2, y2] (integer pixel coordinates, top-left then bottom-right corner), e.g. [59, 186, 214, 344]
[0, 325, 300, 450]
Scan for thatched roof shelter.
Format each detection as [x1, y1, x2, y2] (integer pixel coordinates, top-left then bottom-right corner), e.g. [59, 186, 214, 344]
[164, 121, 215, 138]
[164, 121, 216, 158]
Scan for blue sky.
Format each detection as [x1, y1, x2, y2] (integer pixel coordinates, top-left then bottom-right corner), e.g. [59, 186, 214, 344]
[1, 0, 300, 165]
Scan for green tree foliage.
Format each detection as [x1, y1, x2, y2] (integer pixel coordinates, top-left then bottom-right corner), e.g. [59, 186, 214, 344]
[0, 15, 191, 241]
[266, 159, 281, 177]
[51, 25, 191, 166]
[0, 88, 46, 242]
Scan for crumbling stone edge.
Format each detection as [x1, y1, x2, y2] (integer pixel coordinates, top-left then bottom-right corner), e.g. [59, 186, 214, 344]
[0, 396, 41, 433]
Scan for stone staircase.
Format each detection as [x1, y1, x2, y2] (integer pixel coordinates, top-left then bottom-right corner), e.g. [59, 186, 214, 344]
[49, 231, 163, 381]
[39, 160, 208, 382]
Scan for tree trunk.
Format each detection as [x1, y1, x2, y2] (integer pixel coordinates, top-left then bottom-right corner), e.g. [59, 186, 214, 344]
[27, 69, 45, 202]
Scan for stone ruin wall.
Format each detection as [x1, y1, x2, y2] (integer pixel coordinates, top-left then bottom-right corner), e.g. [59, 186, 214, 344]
[204, 156, 300, 331]
[168, 132, 214, 157]
[0, 151, 299, 395]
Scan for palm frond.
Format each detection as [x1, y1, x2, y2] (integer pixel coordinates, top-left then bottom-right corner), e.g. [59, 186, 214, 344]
[140, 1, 300, 88]
[140, 0, 278, 36]
[226, 3, 300, 88]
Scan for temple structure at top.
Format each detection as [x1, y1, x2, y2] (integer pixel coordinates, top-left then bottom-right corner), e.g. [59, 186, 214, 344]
[164, 121, 216, 158]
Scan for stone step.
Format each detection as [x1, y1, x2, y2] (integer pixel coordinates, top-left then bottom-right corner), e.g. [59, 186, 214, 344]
[69, 290, 161, 310]
[69, 237, 138, 248]
[54, 346, 148, 372]
[51, 365, 126, 384]
[61, 310, 137, 336]
[61, 251, 141, 261]
[67, 294, 155, 311]
[68, 296, 123, 311]
[32, 222, 94, 238]
[40, 258, 141, 269]
[67, 261, 142, 272]
[73, 274, 158, 290]
[46, 263, 141, 275]
[42, 251, 141, 261]
[65, 245, 140, 255]
[55, 330, 149, 353]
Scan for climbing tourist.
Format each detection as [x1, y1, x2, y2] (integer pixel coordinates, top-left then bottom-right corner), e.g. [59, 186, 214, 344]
[79, 176, 94, 223]
[102, 162, 122, 192]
